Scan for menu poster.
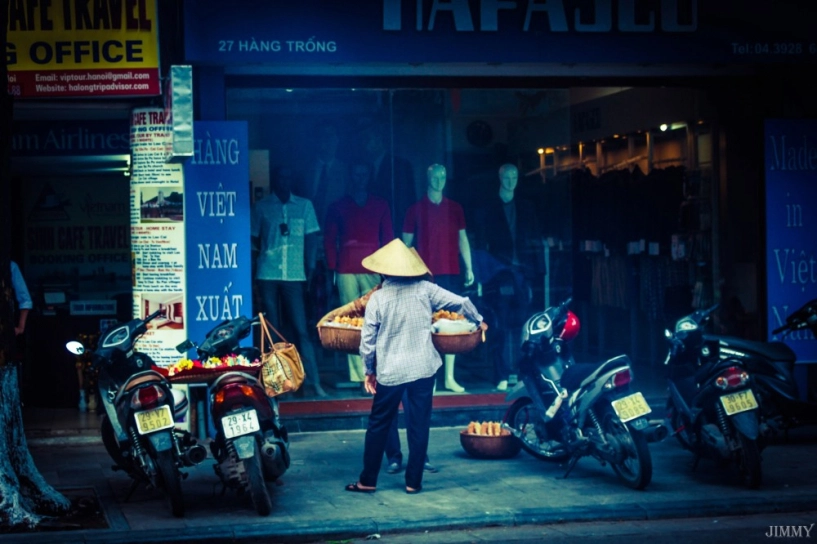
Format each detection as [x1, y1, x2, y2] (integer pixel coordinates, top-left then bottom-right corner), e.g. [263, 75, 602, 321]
[765, 119, 817, 363]
[130, 107, 187, 367]
[183, 121, 252, 351]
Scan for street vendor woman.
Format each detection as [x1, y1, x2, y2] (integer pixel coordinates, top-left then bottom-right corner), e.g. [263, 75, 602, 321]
[345, 239, 483, 495]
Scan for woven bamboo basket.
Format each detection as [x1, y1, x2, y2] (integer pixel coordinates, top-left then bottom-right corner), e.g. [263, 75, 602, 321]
[316, 285, 382, 354]
[316, 300, 364, 355]
[432, 322, 488, 354]
[316, 283, 487, 355]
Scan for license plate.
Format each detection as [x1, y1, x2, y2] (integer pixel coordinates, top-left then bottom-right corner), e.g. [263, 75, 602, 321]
[222, 410, 261, 439]
[134, 405, 174, 435]
[720, 389, 758, 416]
[611, 392, 652, 423]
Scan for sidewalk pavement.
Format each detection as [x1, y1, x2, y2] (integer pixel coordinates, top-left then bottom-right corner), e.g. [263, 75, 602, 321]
[8, 420, 817, 544]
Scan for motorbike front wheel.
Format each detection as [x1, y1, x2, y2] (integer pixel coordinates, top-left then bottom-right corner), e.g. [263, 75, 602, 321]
[155, 448, 185, 517]
[736, 433, 762, 489]
[506, 397, 569, 462]
[245, 440, 272, 516]
[601, 407, 652, 490]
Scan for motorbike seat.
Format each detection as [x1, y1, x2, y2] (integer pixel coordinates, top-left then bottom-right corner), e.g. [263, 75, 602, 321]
[561, 355, 632, 391]
[708, 335, 797, 363]
[212, 371, 258, 389]
[121, 370, 166, 392]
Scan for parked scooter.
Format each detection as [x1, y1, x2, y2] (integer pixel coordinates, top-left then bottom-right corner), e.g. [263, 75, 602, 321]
[504, 297, 659, 490]
[710, 299, 817, 436]
[176, 314, 290, 516]
[65, 310, 207, 517]
[663, 306, 764, 488]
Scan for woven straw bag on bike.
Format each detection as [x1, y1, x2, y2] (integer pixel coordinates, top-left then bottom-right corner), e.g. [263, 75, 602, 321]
[259, 314, 305, 397]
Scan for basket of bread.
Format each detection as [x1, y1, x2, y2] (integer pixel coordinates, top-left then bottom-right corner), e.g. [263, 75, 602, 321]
[317, 285, 487, 355]
[460, 421, 521, 459]
[316, 285, 380, 354]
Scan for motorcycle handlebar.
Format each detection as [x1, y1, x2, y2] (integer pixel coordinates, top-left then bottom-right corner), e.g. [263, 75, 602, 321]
[772, 324, 789, 335]
[145, 309, 166, 323]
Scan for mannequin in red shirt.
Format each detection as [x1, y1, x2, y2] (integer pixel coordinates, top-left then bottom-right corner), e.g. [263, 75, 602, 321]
[402, 163, 474, 393]
[324, 162, 394, 384]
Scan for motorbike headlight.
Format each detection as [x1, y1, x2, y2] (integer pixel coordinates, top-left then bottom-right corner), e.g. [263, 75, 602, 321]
[675, 318, 698, 333]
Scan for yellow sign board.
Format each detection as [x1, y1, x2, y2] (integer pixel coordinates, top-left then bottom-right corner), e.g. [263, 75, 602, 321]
[7, 0, 160, 98]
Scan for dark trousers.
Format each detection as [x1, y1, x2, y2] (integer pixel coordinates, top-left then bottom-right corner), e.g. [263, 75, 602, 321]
[359, 375, 434, 490]
[258, 279, 321, 387]
[385, 389, 430, 465]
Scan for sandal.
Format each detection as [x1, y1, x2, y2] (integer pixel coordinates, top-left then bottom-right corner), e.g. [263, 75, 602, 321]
[405, 486, 422, 494]
[345, 482, 376, 493]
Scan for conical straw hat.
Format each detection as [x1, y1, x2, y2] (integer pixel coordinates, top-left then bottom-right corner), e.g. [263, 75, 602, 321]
[361, 239, 431, 277]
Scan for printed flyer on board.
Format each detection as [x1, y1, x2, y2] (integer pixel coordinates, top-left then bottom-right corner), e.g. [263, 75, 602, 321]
[130, 107, 187, 367]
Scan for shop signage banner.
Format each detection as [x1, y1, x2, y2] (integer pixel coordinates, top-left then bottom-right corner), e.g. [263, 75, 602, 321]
[130, 107, 187, 368]
[183, 121, 252, 353]
[7, 0, 161, 98]
[10, 120, 130, 157]
[765, 119, 817, 363]
[22, 173, 132, 305]
[183, 0, 817, 66]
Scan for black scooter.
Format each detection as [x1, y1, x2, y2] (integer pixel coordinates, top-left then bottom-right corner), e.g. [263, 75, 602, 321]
[663, 307, 764, 488]
[176, 314, 290, 516]
[709, 298, 817, 437]
[66, 310, 207, 517]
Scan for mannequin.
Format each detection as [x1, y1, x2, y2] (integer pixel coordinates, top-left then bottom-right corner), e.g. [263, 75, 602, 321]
[359, 122, 416, 236]
[402, 164, 474, 393]
[252, 165, 327, 397]
[324, 162, 394, 387]
[475, 163, 544, 391]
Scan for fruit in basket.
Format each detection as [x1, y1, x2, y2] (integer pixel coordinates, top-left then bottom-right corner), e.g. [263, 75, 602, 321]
[465, 421, 510, 437]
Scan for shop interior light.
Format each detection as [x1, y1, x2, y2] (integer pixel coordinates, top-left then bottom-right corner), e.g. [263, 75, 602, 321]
[659, 124, 668, 132]
[670, 122, 687, 130]
[285, 89, 293, 93]
[545, 147, 555, 154]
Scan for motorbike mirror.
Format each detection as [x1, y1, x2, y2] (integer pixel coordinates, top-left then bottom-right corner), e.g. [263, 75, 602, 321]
[65, 341, 85, 355]
[664, 329, 672, 339]
[175, 339, 195, 353]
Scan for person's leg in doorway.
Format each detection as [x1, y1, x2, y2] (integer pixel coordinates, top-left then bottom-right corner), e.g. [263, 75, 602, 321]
[279, 280, 326, 397]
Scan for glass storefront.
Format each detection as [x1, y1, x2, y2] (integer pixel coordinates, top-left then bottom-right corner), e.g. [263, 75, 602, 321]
[226, 86, 715, 397]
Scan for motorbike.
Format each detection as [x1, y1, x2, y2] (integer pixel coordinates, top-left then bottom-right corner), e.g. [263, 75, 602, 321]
[504, 297, 659, 490]
[705, 299, 817, 437]
[663, 305, 764, 488]
[176, 314, 290, 516]
[65, 310, 207, 517]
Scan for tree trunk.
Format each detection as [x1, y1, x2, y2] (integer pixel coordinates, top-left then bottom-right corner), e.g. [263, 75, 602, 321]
[0, 0, 71, 529]
[0, 367, 71, 527]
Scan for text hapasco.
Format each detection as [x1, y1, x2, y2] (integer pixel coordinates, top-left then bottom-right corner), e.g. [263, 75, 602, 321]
[382, 0, 698, 32]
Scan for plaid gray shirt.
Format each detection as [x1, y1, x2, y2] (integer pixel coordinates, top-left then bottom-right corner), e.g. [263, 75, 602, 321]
[360, 278, 483, 386]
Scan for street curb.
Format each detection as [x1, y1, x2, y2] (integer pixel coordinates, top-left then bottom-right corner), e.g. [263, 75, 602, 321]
[7, 492, 817, 544]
